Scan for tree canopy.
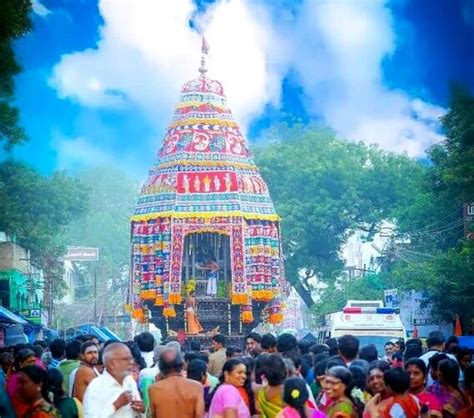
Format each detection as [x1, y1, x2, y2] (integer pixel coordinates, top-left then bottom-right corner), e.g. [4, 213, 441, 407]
[0, 0, 32, 149]
[254, 87, 473, 324]
[254, 125, 422, 308]
[0, 160, 89, 297]
[389, 87, 474, 329]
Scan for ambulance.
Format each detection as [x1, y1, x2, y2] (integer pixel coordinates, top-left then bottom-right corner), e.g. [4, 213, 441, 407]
[317, 300, 406, 354]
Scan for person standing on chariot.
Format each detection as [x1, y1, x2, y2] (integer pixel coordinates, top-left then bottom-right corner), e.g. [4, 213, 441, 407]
[186, 290, 204, 335]
[196, 248, 220, 297]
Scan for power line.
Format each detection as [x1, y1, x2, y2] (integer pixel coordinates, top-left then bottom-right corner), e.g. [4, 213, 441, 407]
[394, 244, 433, 260]
[401, 212, 460, 235]
[404, 218, 465, 238]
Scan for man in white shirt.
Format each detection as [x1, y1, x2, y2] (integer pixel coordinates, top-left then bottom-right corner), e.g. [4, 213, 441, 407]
[134, 332, 155, 368]
[83, 342, 145, 418]
[419, 331, 457, 386]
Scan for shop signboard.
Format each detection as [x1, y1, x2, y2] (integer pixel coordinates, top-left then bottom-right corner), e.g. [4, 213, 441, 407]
[399, 290, 453, 337]
[20, 308, 42, 325]
[64, 247, 99, 262]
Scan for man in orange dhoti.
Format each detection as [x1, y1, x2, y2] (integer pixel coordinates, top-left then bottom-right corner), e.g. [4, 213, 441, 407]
[186, 291, 203, 335]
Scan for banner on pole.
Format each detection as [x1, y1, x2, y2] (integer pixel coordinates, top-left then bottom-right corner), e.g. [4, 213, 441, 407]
[384, 289, 400, 308]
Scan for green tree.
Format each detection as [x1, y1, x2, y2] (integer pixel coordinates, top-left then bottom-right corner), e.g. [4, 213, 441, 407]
[389, 87, 474, 329]
[0, 0, 32, 149]
[392, 242, 474, 328]
[0, 160, 89, 297]
[58, 167, 138, 326]
[254, 124, 422, 308]
[438, 85, 474, 201]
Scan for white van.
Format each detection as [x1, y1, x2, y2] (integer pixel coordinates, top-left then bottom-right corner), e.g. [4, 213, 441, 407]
[318, 300, 406, 354]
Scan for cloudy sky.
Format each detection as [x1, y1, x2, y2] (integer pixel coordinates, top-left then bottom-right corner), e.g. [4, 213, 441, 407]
[8, 0, 474, 176]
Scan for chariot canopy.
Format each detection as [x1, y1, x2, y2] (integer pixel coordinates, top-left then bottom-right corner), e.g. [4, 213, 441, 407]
[130, 40, 285, 332]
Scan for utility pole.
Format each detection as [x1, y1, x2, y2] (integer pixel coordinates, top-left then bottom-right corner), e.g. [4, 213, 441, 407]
[103, 268, 108, 327]
[42, 254, 55, 327]
[63, 247, 100, 327]
[49, 273, 53, 326]
[93, 267, 97, 325]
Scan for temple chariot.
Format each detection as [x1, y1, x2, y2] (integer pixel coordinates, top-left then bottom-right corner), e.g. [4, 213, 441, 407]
[129, 41, 286, 346]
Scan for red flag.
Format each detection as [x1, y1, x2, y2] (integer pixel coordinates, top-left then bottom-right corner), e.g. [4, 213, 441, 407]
[412, 324, 418, 338]
[202, 37, 210, 55]
[454, 314, 463, 336]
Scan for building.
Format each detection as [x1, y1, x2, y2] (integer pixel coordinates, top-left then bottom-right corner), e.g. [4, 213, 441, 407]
[0, 233, 44, 324]
[280, 290, 305, 333]
[342, 222, 394, 277]
[61, 260, 76, 305]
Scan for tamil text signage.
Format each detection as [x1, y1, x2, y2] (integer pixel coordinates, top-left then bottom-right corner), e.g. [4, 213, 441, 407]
[64, 247, 99, 262]
[464, 203, 474, 240]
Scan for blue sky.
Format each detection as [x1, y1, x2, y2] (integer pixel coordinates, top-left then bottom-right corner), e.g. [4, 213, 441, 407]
[7, 0, 474, 177]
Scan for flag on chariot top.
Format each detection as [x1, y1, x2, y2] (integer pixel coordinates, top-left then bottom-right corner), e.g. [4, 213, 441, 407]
[202, 36, 210, 55]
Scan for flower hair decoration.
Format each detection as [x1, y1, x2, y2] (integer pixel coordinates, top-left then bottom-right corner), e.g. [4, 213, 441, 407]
[291, 389, 300, 399]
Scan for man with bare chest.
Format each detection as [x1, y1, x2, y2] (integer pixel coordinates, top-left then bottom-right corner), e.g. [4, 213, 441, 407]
[73, 341, 100, 402]
[149, 347, 204, 418]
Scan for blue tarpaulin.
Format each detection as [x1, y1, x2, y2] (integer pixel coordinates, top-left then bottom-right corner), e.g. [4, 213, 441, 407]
[44, 328, 60, 341]
[0, 306, 28, 325]
[458, 336, 474, 350]
[77, 324, 110, 342]
[100, 327, 121, 341]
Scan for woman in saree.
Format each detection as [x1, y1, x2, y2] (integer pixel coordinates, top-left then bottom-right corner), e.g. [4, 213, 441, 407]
[207, 359, 251, 418]
[458, 364, 474, 418]
[6, 348, 37, 418]
[365, 368, 420, 418]
[18, 366, 59, 418]
[427, 358, 468, 418]
[257, 354, 287, 417]
[366, 361, 390, 402]
[323, 366, 358, 418]
[404, 358, 442, 417]
[186, 290, 203, 335]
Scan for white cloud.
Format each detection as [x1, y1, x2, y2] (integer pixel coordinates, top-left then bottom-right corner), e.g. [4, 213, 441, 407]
[196, 1, 287, 127]
[411, 98, 445, 121]
[31, 0, 52, 17]
[287, 0, 445, 156]
[50, 0, 445, 160]
[50, 0, 284, 132]
[51, 0, 197, 115]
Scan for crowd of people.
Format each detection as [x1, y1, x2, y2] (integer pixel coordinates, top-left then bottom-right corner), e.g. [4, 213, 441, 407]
[0, 330, 473, 417]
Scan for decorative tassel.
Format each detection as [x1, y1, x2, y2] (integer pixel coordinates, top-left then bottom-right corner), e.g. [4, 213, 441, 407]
[132, 308, 144, 320]
[231, 293, 249, 305]
[242, 310, 254, 323]
[269, 312, 283, 324]
[242, 304, 253, 323]
[252, 289, 273, 301]
[168, 293, 181, 304]
[140, 289, 157, 300]
[163, 305, 176, 317]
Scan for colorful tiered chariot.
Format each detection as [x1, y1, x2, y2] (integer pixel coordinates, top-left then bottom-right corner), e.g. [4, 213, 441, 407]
[129, 43, 285, 345]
